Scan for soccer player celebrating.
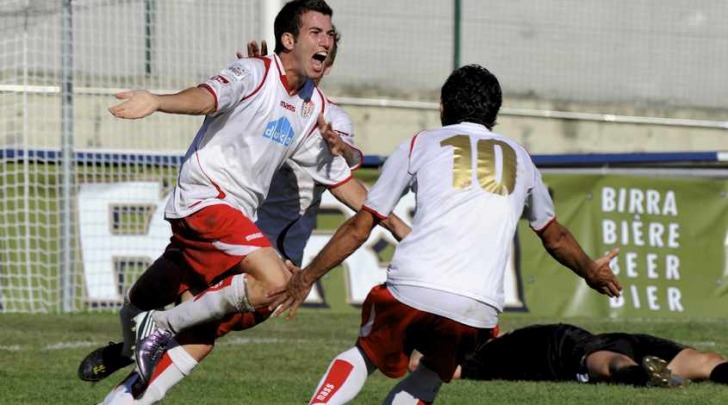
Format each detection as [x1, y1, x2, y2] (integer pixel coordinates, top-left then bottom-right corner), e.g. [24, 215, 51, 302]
[76, 1, 402, 403]
[268, 64, 623, 404]
[83, 16, 409, 405]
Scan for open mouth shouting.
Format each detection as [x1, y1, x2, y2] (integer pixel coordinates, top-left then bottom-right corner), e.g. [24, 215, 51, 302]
[311, 51, 328, 74]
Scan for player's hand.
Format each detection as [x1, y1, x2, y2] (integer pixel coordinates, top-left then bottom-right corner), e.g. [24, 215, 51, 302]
[237, 40, 268, 59]
[584, 247, 622, 297]
[109, 90, 160, 119]
[268, 263, 314, 320]
[318, 114, 346, 156]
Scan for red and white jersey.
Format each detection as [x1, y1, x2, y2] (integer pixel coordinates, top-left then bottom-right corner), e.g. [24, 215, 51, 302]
[255, 102, 362, 265]
[363, 122, 555, 325]
[164, 54, 352, 220]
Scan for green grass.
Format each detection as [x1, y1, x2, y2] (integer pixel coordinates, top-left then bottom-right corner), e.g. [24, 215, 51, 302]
[1, 312, 728, 404]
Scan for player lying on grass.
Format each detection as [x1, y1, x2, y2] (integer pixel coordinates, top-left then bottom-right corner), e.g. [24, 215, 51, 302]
[408, 323, 728, 387]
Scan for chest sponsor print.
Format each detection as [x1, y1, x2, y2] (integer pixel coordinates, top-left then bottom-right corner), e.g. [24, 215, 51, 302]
[263, 117, 296, 147]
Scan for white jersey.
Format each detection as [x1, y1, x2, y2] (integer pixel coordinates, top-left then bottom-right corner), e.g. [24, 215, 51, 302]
[255, 102, 362, 265]
[363, 122, 555, 327]
[165, 54, 351, 220]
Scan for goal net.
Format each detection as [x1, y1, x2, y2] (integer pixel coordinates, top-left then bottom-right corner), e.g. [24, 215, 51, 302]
[0, 0, 261, 312]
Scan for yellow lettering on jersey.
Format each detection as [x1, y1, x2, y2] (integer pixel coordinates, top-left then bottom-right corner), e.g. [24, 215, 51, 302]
[440, 135, 474, 190]
[477, 139, 516, 195]
[440, 135, 517, 195]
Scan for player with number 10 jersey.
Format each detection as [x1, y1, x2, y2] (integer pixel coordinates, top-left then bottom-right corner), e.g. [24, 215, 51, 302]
[364, 122, 554, 323]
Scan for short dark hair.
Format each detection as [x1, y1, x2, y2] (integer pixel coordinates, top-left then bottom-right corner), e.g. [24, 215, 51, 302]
[274, 0, 333, 54]
[440, 64, 502, 129]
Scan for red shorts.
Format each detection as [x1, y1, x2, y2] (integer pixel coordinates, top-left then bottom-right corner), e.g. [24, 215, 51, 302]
[165, 204, 271, 294]
[356, 284, 492, 382]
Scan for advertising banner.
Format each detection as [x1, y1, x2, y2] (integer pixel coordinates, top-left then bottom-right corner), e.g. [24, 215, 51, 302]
[518, 173, 728, 317]
[77, 172, 728, 316]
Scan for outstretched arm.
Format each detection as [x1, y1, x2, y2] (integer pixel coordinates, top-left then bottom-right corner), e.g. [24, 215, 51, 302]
[330, 179, 411, 241]
[537, 219, 622, 297]
[269, 209, 378, 319]
[109, 87, 216, 119]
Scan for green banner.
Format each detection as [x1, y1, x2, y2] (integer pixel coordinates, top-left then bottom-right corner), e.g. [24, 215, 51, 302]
[72, 173, 728, 317]
[518, 173, 728, 317]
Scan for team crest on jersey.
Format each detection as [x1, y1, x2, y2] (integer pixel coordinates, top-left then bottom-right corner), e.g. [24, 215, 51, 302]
[301, 99, 314, 118]
[262, 117, 295, 147]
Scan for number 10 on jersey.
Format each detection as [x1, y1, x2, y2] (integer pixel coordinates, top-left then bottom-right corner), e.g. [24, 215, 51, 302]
[440, 135, 516, 195]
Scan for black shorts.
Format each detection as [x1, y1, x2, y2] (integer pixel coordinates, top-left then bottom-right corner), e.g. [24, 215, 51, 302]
[579, 333, 687, 365]
[460, 323, 594, 381]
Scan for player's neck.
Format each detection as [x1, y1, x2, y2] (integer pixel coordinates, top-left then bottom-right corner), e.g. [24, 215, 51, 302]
[277, 52, 308, 96]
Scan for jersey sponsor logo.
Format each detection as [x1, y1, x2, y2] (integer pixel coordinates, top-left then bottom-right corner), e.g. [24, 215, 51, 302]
[263, 117, 296, 147]
[301, 99, 314, 118]
[280, 100, 296, 112]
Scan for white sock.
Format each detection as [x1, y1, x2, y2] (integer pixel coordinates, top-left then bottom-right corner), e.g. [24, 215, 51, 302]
[309, 347, 371, 405]
[134, 340, 198, 405]
[120, 297, 143, 358]
[99, 371, 140, 405]
[154, 273, 252, 333]
[383, 365, 442, 405]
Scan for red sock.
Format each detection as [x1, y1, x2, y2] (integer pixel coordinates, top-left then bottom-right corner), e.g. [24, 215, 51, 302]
[310, 359, 354, 404]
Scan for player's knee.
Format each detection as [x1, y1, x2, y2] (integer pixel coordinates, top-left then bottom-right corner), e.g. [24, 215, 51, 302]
[266, 269, 289, 291]
[242, 249, 290, 288]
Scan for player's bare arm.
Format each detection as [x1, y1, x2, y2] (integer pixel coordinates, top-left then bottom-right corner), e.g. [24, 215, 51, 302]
[329, 179, 411, 241]
[109, 86, 216, 119]
[269, 209, 379, 319]
[538, 219, 623, 297]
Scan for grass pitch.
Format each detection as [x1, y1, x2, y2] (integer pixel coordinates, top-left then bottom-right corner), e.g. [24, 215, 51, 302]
[1, 312, 727, 404]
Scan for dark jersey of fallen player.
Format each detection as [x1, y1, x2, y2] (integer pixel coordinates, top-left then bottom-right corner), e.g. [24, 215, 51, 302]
[460, 323, 686, 382]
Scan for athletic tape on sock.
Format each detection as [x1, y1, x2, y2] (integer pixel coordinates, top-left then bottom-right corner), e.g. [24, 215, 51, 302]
[235, 274, 255, 313]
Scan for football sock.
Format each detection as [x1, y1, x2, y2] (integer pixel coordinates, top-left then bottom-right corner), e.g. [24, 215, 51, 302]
[382, 364, 442, 405]
[120, 297, 143, 358]
[135, 341, 199, 404]
[709, 362, 728, 384]
[154, 273, 253, 334]
[612, 365, 649, 386]
[309, 347, 372, 404]
[98, 370, 141, 405]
